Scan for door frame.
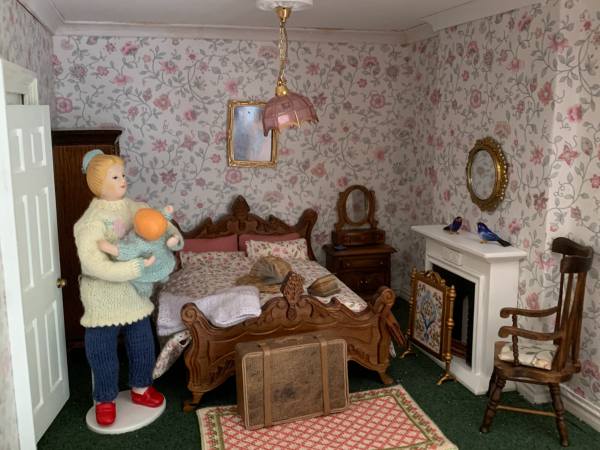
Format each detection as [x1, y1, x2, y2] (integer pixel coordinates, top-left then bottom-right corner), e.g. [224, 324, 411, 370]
[0, 59, 40, 450]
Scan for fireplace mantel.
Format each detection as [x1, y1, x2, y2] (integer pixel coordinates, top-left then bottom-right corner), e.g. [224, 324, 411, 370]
[411, 225, 527, 262]
[411, 224, 527, 394]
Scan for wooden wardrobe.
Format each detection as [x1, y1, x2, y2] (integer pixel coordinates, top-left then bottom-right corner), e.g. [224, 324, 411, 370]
[51, 129, 122, 348]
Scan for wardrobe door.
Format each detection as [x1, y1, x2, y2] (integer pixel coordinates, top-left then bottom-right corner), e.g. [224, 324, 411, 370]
[51, 129, 121, 347]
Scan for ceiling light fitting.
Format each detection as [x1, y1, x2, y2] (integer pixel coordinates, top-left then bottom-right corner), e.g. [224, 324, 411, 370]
[257, 0, 318, 136]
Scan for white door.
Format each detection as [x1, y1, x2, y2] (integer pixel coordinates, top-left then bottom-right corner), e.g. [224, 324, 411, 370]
[0, 59, 69, 447]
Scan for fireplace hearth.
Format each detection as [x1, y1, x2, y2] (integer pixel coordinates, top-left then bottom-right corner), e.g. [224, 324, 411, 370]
[412, 225, 527, 394]
[432, 264, 475, 366]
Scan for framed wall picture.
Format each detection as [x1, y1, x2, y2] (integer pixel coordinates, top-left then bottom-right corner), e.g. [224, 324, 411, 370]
[226, 100, 278, 168]
[402, 269, 457, 385]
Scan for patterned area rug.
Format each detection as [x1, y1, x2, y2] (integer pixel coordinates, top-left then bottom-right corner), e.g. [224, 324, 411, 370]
[197, 385, 457, 450]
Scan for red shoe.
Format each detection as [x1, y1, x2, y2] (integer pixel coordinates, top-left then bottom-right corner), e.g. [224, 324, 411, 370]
[131, 386, 164, 407]
[95, 402, 116, 426]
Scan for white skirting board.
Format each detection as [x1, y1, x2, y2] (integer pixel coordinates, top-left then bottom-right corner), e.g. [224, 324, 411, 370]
[516, 382, 550, 404]
[517, 383, 600, 433]
[563, 385, 600, 433]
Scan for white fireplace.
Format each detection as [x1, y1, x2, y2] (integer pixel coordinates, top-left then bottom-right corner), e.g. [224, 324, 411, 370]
[411, 225, 527, 395]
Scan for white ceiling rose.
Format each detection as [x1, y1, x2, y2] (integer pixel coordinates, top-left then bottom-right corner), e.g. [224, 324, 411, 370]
[256, 0, 313, 12]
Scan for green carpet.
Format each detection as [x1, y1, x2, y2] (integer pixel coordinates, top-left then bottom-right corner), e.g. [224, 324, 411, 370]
[39, 301, 600, 449]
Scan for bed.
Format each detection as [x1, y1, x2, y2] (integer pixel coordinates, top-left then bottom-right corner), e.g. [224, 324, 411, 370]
[156, 195, 400, 412]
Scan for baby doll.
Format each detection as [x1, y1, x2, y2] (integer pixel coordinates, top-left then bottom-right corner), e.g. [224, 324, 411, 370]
[98, 206, 180, 297]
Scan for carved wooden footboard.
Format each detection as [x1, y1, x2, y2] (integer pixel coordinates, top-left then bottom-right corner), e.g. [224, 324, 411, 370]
[181, 272, 396, 412]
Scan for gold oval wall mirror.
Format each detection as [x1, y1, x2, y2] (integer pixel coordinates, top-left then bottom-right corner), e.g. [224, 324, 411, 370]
[466, 137, 508, 212]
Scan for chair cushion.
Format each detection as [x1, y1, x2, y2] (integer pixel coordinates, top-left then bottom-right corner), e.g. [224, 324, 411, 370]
[498, 341, 557, 370]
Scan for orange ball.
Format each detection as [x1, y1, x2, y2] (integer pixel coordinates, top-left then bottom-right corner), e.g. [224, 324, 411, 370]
[134, 208, 167, 241]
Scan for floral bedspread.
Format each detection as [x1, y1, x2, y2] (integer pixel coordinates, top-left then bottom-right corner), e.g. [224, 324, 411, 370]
[152, 252, 367, 379]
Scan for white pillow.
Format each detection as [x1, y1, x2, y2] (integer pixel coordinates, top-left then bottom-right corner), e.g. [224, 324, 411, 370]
[246, 238, 309, 260]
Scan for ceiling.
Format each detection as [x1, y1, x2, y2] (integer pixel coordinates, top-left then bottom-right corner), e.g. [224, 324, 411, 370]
[50, 0, 471, 32]
[23, 0, 539, 41]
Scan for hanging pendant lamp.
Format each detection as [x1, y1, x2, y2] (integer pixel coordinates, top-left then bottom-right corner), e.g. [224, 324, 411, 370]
[257, 0, 318, 136]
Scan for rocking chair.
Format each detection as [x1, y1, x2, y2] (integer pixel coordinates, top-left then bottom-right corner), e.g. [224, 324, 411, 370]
[480, 237, 594, 447]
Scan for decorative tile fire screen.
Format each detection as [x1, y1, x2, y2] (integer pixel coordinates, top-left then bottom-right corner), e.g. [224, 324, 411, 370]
[402, 269, 456, 385]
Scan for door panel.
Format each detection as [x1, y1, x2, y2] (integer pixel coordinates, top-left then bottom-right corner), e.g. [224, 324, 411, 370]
[6, 105, 69, 441]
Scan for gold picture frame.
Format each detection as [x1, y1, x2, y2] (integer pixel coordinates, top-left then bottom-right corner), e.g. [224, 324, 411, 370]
[226, 100, 278, 168]
[466, 136, 508, 212]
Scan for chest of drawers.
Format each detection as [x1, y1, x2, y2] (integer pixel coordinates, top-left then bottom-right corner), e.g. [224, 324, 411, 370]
[322, 244, 395, 299]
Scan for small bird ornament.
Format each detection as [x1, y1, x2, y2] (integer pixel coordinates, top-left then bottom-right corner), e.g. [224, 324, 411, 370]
[443, 216, 463, 234]
[477, 222, 511, 247]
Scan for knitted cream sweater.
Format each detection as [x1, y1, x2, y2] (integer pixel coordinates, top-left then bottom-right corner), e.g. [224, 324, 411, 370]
[74, 197, 159, 327]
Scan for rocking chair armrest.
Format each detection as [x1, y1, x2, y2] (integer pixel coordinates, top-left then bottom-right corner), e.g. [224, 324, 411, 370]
[498, 326, 562, 342]
[500, 306, 558, 319]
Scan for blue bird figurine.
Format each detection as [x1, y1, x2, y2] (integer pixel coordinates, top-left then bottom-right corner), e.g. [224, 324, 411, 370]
[477, 222, 511, 247]
[443, 216, 462, 234]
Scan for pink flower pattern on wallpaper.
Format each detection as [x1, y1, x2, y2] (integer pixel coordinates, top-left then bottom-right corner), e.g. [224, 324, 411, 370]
[52, 33, 437, 300]
[431, 0, 600, 402]
[0, 1, 53, 105]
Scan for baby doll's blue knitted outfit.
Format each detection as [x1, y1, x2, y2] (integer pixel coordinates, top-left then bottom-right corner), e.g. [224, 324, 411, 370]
[116, 232, 176, 297]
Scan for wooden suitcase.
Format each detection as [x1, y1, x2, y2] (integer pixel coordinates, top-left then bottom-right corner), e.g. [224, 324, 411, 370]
[235, 334, 349, 429]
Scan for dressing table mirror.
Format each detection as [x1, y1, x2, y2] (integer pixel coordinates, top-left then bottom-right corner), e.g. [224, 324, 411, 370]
[332, 185, 385, 246]
[324, 185, 395, 300]
[466, 137, 508, 212]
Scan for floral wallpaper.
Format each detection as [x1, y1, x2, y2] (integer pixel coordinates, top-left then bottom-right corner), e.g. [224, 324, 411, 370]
[543, 0, 600, 402]
[1, 0, 54, 448]
[52, 35, 437, 293]
[0, 247, 18, 449]
[0, 0, 54, 104]
[429, 0, 600, 405]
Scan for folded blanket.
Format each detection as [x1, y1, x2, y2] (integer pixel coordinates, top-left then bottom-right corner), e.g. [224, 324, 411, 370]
[156, 285, 261, 336]
[197, 285, 261, 327]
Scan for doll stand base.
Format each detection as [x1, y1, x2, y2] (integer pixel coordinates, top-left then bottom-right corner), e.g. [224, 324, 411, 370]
[85, 390, 166, 435]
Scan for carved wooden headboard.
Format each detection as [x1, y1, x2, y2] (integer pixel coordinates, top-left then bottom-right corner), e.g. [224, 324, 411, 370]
[178, 195, 318, 260]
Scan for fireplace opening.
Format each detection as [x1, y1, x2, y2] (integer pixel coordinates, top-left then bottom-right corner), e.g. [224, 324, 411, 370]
[432, 264, 475, 367]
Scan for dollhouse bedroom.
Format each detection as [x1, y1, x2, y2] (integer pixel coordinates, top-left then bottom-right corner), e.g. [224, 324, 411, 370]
[1, 0, 600, 448]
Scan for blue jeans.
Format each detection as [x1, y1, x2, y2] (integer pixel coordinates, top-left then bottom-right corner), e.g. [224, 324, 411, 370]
[85, 316, 155, 402]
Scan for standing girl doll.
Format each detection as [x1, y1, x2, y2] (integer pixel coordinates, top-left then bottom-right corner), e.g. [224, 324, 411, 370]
[74, 149, 183, 426]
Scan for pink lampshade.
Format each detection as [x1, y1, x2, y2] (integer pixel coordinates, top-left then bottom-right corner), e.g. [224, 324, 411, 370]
[262, 91, 318, 136]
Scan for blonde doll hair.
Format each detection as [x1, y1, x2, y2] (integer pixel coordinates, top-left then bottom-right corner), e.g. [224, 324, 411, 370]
[84, 152, 125, 197]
